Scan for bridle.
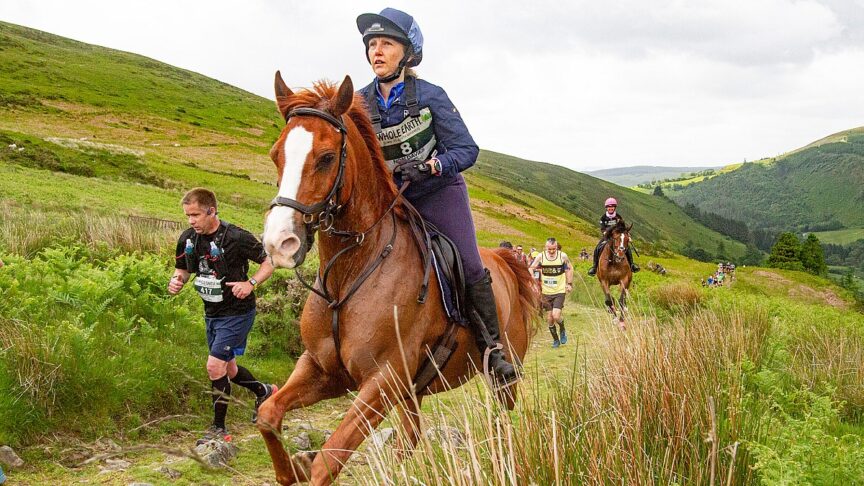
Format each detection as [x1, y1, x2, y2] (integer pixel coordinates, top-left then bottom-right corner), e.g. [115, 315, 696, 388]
[269, 107, 348, 238]
[266, 106, 422, 370]
[612, 231, 629, 264]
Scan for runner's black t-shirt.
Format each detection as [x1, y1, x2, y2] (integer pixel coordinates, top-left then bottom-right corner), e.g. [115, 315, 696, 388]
[174, 222, 267, 318]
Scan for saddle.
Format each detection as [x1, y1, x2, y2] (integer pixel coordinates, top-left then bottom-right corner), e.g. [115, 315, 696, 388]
[428, 228, 468, 325]
[399, 204, 470, 395]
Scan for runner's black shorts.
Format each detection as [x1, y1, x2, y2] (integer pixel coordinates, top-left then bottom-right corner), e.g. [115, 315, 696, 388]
[205, 308, 256, 361]
[541, 293, 566, 311]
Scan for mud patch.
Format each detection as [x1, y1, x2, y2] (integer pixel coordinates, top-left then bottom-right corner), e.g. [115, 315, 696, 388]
[754, 270, 792, 285]
[789, 285, 848, 309]
[472, 209, 529, 239]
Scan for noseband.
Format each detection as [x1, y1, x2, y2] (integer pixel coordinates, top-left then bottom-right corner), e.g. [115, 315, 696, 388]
[269, 107, 348, 235]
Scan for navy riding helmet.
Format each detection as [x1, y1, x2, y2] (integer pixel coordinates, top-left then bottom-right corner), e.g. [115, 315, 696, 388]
[357, 7, 424, 68]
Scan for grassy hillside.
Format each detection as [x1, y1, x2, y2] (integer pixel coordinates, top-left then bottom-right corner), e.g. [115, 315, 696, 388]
[471, 151, 747, 259]
[666, 127, 864, 234]
[586, 165, 719, 186]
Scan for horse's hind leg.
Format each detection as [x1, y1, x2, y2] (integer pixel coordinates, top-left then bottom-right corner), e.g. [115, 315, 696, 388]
[257, 352, 348, 486]
[311, 371, 401, 485]
[395, 396, 424, 458]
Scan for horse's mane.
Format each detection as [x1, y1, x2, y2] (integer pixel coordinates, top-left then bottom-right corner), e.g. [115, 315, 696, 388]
[277, 81, 394, 194]
[604, 219, 628, 239]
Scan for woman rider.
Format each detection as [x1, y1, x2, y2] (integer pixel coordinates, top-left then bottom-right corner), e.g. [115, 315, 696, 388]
[587, 197, 640, 276]
[356, 8, 517, 385]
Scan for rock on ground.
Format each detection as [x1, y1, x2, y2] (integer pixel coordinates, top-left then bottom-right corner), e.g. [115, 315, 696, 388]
[291, 432, 311, 450]
[0, 446, 24, 468]
[155, 465, 182, 480]
[425, 426, 464, 448]
[194, 440, 238, 468]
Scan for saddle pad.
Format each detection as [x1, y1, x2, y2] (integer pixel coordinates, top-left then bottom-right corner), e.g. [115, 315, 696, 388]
[429, 231, 468, 326]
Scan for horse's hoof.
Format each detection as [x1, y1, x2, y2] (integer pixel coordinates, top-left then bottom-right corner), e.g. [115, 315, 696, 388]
[291, 451, 316, 482]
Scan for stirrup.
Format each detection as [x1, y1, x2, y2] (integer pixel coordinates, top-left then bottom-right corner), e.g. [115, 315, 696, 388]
[482, 343, 521, 392]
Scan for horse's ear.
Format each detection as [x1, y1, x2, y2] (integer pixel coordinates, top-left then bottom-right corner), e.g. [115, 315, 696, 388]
[331, 75, 354, 117]
[274, 70, 293, 121]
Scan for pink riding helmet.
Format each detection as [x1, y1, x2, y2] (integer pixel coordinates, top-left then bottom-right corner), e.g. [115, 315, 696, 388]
[605, 197, 618, 207]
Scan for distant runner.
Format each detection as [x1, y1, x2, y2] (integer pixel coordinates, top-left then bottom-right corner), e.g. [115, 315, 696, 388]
[530, 237, 573, 348]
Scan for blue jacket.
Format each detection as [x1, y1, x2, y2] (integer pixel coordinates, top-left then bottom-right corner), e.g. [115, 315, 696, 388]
[359, 78, 480, 201]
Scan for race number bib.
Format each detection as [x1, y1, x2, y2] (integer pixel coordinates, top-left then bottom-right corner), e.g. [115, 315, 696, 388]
[543, 277, 558, 288]
[194, 274, 224, 303]
[376, 107, 437, 171]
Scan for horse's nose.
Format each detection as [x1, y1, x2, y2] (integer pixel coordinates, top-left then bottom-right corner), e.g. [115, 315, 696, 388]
[278, 234, 301, 257]
[265, 234, 301, 268]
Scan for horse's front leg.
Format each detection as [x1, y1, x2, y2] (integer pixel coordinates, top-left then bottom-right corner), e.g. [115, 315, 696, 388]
[311, 370, 402, 485]
[394, 396, 424, 459]
[257, 352, 349, 486]
[601, 281, 615, 315]
[619, 287, 629, 315]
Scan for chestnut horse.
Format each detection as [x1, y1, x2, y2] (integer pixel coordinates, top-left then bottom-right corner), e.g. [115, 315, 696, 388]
[595, 220, 633, 330]
[257, 72, 538, 485]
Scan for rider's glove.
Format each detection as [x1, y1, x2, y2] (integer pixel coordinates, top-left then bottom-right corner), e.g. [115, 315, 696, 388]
[395, 161, 432, 183]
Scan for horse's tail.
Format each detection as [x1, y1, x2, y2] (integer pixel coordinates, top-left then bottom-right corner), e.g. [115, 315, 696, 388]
[493, 248, 542, 337]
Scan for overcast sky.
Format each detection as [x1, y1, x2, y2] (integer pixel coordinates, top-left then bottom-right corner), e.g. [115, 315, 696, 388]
[2, 0, 863, 171]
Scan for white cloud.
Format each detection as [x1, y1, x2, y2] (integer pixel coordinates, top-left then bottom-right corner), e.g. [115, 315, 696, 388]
[1, 0, 862, 170]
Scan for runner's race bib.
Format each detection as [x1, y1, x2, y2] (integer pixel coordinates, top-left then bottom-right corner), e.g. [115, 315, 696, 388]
[377, 107, 436, 172]
[543, 277, 558, 288]
[194, 274, 224, 303]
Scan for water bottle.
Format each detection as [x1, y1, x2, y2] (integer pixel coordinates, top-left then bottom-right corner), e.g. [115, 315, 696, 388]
[185, 238, 194, 256]
[209, 241, 221, 258]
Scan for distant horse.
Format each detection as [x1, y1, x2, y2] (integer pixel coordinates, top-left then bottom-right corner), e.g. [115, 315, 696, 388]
[257, 72, 538, 485]
[595, 220, 633, 330]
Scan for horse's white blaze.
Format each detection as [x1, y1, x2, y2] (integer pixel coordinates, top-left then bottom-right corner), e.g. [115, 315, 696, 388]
[619, 233, 625, 251]
[263, 127, 313, 253]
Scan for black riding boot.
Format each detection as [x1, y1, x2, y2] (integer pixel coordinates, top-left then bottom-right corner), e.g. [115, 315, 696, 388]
[626, 247, 640, 272]
[466, 269, 518, 385]
[588, 241, 603, 276]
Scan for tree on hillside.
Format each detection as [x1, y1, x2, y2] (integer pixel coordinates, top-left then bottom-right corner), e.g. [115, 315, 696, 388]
[800, 233, 827, 276]
[767, 232, 804, 271]
[741, 244, 764, 266]
[653, 185, 665, 197]
[716, 240, 727, 260]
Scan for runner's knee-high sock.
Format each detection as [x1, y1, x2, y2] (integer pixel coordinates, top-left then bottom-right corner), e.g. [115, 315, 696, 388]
[558, 319, 565, 334]
[549, 325, 560, 342]
[211, 375, 231, 429]
[230, 365, 266, 397]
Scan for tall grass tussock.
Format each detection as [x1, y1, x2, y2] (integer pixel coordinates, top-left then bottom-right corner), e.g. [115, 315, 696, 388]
[346, 302, 772, 485]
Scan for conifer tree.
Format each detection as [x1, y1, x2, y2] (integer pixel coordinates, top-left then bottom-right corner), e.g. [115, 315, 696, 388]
[800, 233, 827, 276]
[767, 232, 804, 271]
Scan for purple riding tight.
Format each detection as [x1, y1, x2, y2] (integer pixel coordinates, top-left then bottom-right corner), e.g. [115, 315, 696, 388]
[409, 175, 486, 285]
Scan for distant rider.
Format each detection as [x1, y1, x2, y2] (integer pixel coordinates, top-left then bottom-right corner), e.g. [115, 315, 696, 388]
[587, 197, 639, 276]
